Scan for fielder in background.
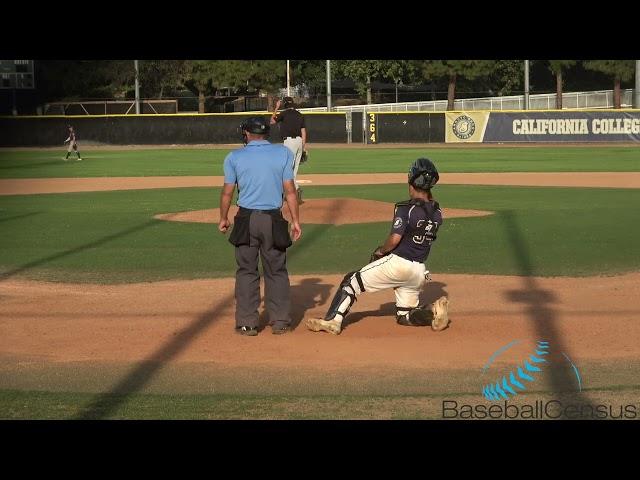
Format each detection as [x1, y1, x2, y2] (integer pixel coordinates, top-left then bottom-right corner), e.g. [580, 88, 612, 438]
[270, 96, 307, 204]
[63, 124, 82, 161]
[305, 158, 449, 335]
[219, 117, 302, 336]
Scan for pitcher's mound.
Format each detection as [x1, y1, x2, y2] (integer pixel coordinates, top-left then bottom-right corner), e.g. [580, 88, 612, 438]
[154, 198, 493, 225]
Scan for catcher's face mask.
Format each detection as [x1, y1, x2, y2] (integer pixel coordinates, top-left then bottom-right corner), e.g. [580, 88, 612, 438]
[408, 158, 439, 190]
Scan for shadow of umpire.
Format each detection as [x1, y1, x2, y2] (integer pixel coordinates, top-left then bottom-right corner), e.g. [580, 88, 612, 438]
[258, 277, 333, 331]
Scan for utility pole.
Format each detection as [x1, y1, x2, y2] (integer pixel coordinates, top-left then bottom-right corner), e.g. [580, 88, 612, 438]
[326, 60, 332, 110]
[635, 60, 640, 108]
[286, 60, 291, 96]
[524, 60, 530, 110]
[134, 60, 141, 114]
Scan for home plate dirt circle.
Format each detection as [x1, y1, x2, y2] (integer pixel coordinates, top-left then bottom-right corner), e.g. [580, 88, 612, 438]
[154, 198, 494, 225]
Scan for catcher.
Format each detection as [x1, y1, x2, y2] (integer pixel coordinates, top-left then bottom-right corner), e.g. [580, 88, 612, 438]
[305, 158, 449, 335]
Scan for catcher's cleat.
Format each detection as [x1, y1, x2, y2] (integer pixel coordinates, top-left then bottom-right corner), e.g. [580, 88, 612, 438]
[305, 317, 341, 335]
[430, 296, 450, 331]
[396, 306, 433, 327]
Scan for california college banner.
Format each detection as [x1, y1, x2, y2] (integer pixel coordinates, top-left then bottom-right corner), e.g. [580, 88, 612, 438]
[483, 111, 640, 142]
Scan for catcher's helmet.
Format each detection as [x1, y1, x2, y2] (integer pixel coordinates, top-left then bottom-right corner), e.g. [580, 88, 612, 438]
[240, 116, 270, 135]
[408, 158, 439, 190]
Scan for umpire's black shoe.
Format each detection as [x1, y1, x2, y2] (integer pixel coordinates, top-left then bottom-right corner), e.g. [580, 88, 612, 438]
[236, 326, 259, 336]
[271, 325, 291, 335]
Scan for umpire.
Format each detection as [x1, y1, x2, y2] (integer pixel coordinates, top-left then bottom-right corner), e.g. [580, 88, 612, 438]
[219, 117, 302, 336]
[270, 96, 307, 203]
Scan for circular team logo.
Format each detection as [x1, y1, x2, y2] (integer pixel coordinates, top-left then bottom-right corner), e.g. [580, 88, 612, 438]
[452, 115, 476, 139]
[393, 217, 403, 228]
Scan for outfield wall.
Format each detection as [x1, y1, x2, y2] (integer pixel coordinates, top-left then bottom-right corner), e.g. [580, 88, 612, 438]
[3, 110, 640, 146]
[363, 110, 640, 143]
[0, 112, 347, 146]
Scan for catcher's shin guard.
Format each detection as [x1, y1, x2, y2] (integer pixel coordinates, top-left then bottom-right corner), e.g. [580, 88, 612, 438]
[306, 271, 366, 335]
[325, 270, 365, 322]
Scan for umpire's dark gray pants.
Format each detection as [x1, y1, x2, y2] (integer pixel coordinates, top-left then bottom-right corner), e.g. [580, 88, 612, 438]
[235, 211, 291, 329]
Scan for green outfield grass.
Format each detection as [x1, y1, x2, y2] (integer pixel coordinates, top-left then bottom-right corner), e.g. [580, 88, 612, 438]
[1, 146, 639, 178]
[0, 361, 640, 420]
[1, 184, 639, 282]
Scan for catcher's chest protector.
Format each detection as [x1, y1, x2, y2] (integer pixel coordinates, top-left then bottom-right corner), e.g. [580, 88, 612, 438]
[395, 199, 441, 242]
[391, 199, 443, 264]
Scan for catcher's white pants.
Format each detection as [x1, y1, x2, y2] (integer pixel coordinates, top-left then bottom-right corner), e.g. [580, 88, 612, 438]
[283, 136, 303, 190]
[359, 254, 429, 309]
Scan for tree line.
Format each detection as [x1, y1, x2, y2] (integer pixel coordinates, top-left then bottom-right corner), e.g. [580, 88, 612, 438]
[36, 60, 636, 111]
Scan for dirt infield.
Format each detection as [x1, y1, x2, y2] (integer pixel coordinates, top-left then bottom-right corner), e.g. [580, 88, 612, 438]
[3, 171, 640, 196]
[1, 272, 639, 373]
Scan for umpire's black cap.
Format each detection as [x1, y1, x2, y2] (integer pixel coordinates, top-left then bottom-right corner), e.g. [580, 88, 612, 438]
[283, 96, 295, 108]
[241, 116, 270, 135]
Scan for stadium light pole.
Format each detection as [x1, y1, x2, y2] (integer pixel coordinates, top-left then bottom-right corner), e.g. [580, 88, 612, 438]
[286, 60, 291, 96]
[134, 60, 141, 114]
[524, 60, 530, 110]
[635, 60, 640, 108]
[326, 60, 332, 110]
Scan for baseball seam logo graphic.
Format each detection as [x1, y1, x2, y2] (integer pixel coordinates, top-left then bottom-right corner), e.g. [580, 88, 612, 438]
[452, 115, 476, 139]
[393, 217, 403, 228]
[481, 340, 582, 401]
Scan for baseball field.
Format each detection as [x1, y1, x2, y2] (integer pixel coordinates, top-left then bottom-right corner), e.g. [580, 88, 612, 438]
[1, 144, 639, 419]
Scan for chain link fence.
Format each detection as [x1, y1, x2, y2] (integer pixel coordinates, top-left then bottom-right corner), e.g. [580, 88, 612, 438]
[39, 89, 636, 115]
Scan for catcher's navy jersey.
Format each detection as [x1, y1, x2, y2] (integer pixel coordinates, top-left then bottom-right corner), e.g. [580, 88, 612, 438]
[390, 199, 443, 263]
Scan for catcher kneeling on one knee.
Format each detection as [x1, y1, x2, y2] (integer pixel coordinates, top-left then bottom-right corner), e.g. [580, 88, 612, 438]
[305, 158, 449, 335]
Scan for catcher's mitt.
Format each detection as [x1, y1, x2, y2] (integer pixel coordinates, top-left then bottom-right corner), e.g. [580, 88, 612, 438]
[369, 246, 387, 263]
[300, 150, 308, 163]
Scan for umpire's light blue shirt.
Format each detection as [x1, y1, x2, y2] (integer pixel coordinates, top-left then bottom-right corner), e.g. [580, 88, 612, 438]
[223, 140, 294, 210]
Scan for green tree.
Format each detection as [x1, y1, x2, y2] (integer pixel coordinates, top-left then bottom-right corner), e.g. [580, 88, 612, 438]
[548, 60, 576, 109]
[291, 60, 327, 100]
[488, 60, 523, 96]
[139, 60, 189, 99]
[420, 60, 494, 110]
[583, 60, 635, 108]
[184, 61, 217, 113]
[245, 60, 285, 109]
[379, 60, 419, 102]
[184, 60, 253, 113]
[335, 60, 388, 104]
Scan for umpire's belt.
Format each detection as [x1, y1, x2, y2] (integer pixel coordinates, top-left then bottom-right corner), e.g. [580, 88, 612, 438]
[238, 207, 281, 215]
